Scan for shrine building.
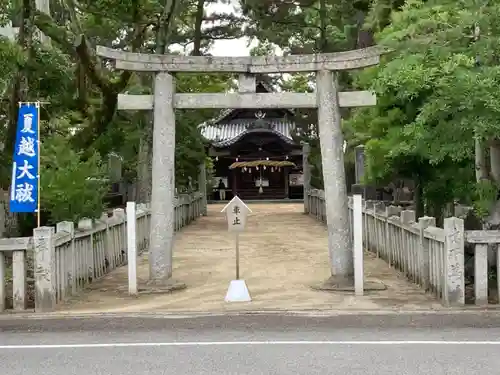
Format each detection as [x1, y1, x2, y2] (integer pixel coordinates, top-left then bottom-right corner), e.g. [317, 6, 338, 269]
[199, 81, 304, 201]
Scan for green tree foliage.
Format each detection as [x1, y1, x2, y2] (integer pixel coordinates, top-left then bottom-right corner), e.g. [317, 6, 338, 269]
[242, 0, 370, 54]
[346, 0, 500, 219]
[0, 37, 22, 95]
[6, 0, 498, 231]
[40, 117, 109, 224]
[0, 0, 243, 232]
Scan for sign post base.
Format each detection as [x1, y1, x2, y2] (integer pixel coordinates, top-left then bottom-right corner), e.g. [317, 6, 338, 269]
[224, 280, 251, 302]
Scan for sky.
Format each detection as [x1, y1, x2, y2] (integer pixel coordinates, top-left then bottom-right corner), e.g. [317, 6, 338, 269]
[169, 0, 257, 56]
[210, 36, 254, 56]
[2, 0, 262, 56]
[200, 0, 257, 56]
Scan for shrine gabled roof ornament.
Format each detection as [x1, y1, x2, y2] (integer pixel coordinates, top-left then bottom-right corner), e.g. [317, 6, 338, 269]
[247, 111, 272, 130]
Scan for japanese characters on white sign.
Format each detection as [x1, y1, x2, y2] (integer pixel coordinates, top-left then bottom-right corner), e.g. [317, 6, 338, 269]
[221, 196, 253, 300]
[221, 196, 251, 233]
[10, 104, 39, 213]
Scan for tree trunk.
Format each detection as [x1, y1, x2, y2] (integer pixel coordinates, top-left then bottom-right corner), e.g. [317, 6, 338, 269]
[483, 140, 500, 266]
[3, 0, 35, 237]
[489, 141, 500, 182]
[136, 111, 153, 203]
[485, 140, 500, 228]
[475, 136, 488, 182]
[192, 0, 205, 56]
[318, 0, 327, 52]
[413, 174, 424, 218]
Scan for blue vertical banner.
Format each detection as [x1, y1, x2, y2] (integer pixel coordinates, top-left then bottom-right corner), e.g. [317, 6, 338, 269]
[9, 103, 39, 213]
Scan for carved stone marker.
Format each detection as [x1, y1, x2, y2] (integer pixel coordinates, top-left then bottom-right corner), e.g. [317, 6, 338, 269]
[354, 145, 365, 184]
[33, 226, 55, 312]
[96, 45, 382, 288]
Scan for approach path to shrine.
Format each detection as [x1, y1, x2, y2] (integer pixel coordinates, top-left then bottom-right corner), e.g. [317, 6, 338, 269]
[55, 203, 441, 313]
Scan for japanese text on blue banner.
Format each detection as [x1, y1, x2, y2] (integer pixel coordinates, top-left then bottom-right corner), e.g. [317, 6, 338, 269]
[9, 104, 39, 213]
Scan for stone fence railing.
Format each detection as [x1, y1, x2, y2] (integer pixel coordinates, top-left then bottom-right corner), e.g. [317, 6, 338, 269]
[0, 192, 204, 312]
[306, 189, 500, 306]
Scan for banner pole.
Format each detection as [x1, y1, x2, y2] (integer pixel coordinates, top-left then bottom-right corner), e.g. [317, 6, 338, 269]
[36, 101, 41, 227]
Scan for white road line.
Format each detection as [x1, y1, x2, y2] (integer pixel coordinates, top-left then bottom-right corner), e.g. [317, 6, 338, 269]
[1, 340, 500, 349]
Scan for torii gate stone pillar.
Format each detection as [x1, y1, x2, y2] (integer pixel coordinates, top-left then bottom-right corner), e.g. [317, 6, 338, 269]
[316, 69, 352, 285]
[149, 72, 176, 282]
[96, 46, 382, 289]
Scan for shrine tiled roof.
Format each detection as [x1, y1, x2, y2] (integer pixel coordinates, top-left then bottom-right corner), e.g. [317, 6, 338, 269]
[197, 79, 297, 148]
[200, 119, 296, 148]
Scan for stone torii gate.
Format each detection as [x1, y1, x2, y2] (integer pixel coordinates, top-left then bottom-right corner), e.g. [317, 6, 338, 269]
[96, 46, 382, 288]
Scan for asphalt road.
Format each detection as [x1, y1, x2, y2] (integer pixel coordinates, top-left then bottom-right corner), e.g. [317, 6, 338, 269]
[1, 313, 500, 375]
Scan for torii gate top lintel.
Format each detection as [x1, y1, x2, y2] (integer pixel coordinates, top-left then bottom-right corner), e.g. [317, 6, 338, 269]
[96, 45, 384, 73]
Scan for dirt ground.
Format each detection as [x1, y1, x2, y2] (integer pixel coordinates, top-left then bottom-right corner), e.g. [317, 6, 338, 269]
[56, 203, 444, 313]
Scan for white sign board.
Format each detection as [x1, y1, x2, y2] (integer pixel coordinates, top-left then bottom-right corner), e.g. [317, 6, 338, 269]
[353, 194, 364, 296]
[254, 178, 269, 187]
[221, 196, 251, 233]
[126, 201, 138, 296]
[289, 173, 304, 186]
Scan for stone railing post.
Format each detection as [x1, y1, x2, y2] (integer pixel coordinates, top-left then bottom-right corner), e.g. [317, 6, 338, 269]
[188, 194, 193, 221]
[56, 221, 75, 294]
[197, 192, 202, 217]
[11, 248, 26, 311]
[475, 243, 489, 306]
[318, 190, 325, 221]
[192, 193, 197, 218]
[400, 210, 416, 278]
[384, 205, 401, 267]
[364, 200, 375, 250]
[418, 216, 435, 290]
[443, 217, 465, 306]
[302, 142, 311, 214]
[400, 210, 416, 225]
[99, 212, 113, 270]
[187, 194, 192, 223]
[192, 193, 197, 220]
[199, 162, 207, 216]
[33, 226, 56, 312]
[179, 194, 188, 226]
[372, 202, 386, 257]
[113, 208, 126, 263]
[78, 218, 94, 282]
[173, 198, 179, 231]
